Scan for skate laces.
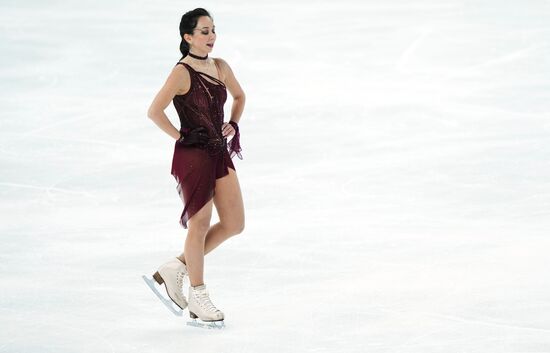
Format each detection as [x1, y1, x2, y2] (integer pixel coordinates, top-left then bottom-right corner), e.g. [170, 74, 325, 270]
[176, 271, 186, 296]
[195, 289, 219, 313]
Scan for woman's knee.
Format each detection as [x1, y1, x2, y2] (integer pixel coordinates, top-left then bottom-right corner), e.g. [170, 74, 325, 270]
[187, 216, 211, 236]
[187, 200, 213, 235]
[223, 219, 245, 236]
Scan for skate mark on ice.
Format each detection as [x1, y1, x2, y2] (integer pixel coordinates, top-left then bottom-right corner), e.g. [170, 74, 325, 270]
[0, 319, 116, 353]
[0, 181, 94, 198]
[420, 310, 550, 334]
[386, 326, 457, 353]
[142, 275, 183, 316]
[442, 44, 547, 80]
[396, 26, 433, 73]
[19, 109, 117, 138]
[380, 306, 550, 333]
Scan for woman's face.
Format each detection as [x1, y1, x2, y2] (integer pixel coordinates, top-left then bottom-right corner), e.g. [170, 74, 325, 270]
[186, 16, 216, 53]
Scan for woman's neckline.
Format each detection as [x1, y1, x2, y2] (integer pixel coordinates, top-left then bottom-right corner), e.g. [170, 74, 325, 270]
[178, 61, 225, 86]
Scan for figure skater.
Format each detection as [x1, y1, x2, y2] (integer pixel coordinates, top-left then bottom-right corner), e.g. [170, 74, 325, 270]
[146, 8, 245, 324]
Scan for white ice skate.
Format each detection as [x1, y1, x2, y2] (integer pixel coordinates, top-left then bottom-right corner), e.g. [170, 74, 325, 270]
[142, 258, 188, 316]
[186, 284, 225, 329]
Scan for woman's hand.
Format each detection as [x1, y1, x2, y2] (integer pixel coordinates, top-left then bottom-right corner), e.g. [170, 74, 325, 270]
[221, 121, 237, 138]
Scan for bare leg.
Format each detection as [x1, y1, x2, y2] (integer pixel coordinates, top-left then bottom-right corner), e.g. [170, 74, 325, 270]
[184, 198, 214, 287]
[178, 167, 245, 266]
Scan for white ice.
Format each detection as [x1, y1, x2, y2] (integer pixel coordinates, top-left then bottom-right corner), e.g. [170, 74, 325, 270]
[1, 0, 550, 352]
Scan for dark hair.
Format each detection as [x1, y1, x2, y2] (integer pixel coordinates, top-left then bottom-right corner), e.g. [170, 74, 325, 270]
[179, 8, 212, 59]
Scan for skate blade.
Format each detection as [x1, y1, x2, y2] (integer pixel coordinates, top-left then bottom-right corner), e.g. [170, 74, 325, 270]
[142, 275, 183, 316]
[186, 319, 225, 330]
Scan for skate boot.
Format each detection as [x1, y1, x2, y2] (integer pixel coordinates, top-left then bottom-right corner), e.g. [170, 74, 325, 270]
[152, 258, 188, 310]
[188, 284, 224, 322]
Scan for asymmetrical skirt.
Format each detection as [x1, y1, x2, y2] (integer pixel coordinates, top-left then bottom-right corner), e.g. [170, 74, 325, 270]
[170, 141, 236, 229]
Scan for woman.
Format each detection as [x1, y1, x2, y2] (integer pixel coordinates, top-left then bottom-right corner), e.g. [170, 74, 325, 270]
[146, 8, 246, 324]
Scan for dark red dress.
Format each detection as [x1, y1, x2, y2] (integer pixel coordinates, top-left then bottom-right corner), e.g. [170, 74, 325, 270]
[170, 60, 242, 229]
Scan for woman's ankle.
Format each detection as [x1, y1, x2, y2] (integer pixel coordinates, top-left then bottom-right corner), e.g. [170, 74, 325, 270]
[177, 255, 186, 265]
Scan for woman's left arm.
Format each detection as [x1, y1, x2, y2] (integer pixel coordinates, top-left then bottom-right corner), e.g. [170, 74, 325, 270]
[216, 58, 245, 159]
[217, 58, 246, 129]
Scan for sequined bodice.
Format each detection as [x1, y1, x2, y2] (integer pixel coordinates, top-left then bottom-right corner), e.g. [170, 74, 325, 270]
[172, 61, 228, 155]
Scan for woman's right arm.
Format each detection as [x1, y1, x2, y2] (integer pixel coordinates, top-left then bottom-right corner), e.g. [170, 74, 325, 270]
[147, 65, 190, 141]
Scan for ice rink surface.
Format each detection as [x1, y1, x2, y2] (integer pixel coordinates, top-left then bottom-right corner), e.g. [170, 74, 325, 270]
[1, 0, 550, 352]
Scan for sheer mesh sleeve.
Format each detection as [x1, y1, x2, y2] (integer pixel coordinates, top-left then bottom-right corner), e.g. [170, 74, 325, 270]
[227, 131, 242, 160]
[227, 121, 243, 160]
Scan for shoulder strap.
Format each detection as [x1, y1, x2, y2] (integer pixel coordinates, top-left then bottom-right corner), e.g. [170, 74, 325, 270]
[175, 61, 195, 76]
[176, 61, 190, 69]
